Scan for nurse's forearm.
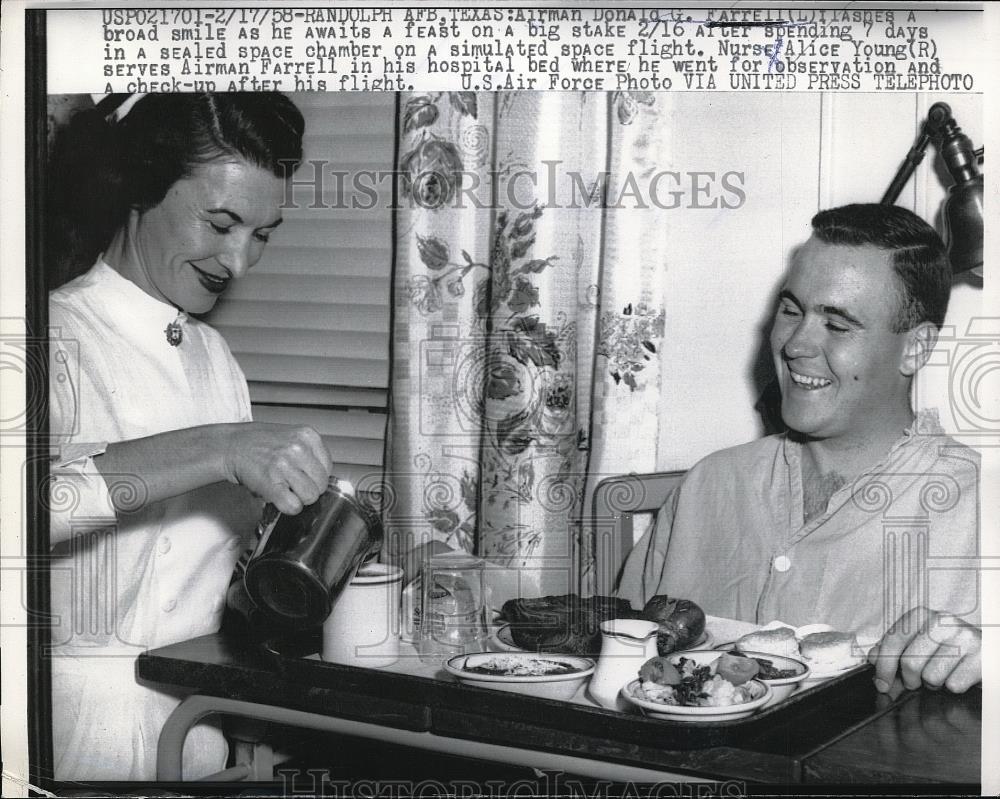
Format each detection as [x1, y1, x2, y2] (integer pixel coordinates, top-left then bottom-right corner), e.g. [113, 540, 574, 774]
[93, 423, 239, 509]
[91, 420, 332, 516]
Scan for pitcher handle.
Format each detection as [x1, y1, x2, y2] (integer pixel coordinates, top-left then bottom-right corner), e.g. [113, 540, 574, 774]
[256, 502, 281, 540]
[236, 502, 281, 578]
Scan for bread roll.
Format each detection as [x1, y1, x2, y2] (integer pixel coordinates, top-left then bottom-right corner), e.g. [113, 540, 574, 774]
[799, 631, 863, 669]
[735, 627, 799, 658]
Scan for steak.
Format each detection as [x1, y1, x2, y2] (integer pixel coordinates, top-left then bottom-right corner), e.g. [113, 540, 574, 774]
[499, 594, 640, 655]
[500, 593, 707, 656]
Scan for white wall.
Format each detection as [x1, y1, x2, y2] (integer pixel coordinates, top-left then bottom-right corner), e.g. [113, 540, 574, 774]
[654, 92, 984, 470]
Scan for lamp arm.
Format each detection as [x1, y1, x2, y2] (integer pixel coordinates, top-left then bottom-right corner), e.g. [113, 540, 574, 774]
[881, 128, 933, 205]
[880, 103, 955, 205]
[882, 102, 986, 206]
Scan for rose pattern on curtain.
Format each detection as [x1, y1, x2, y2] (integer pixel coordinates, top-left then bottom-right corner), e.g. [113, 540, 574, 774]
[386, 91, 669, 598]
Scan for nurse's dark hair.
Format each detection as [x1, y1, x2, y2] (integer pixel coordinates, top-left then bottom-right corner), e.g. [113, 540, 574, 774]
[810, 203, 950, 332]
[47, 93, 304, 286]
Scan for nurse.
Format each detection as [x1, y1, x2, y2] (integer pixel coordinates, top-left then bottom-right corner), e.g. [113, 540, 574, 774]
[47, 92, 331, 781]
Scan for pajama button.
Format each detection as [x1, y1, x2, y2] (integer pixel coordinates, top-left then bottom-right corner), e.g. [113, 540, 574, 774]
[158, 537, 171, 555]
[774, 555, 791, 573]
[162, 598, 177, 612]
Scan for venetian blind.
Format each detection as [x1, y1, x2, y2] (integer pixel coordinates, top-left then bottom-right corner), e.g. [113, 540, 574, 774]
[205, 93, 396, 485]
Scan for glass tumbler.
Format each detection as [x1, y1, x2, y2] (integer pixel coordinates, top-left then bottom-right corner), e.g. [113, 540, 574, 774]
[417, 552, 489, 665]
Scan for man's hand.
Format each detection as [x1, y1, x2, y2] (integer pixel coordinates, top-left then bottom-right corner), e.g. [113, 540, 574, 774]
[869, 606, 981, 695]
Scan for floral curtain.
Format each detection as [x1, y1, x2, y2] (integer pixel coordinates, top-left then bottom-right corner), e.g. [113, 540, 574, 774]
[385, 91, 671, 599]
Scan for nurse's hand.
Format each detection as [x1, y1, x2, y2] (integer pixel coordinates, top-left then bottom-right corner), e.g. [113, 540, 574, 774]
[869, 606, 981, 695]
[224, 423, 332, 515]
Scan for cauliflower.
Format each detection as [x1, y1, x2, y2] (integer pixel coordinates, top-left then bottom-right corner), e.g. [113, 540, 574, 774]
[698, 675, 752, 707]
[637, 680, 678, 705]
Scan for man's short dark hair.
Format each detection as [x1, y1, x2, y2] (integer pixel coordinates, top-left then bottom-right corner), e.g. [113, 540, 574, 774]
[811, 204, 950, 332]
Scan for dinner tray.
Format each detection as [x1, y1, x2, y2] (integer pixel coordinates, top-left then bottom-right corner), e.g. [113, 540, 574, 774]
[261, 631, 879, 753]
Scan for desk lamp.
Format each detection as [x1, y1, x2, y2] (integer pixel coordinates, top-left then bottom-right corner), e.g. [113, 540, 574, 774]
[881, 102, 984, 277]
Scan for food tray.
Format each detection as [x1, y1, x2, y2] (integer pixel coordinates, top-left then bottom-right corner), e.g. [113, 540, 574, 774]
[262, 631, 878, 753]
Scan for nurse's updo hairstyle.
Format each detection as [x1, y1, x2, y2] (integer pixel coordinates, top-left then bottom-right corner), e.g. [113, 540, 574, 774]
[47, 92, 305, 287]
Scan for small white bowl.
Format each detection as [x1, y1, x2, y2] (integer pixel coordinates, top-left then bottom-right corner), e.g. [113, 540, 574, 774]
[445, 652, 595, 700]
[622, 677, 771, 722]
[735, 650, 811, 704]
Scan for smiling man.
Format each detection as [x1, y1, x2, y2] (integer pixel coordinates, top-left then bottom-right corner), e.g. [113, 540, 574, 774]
[619, 204, 981, 695]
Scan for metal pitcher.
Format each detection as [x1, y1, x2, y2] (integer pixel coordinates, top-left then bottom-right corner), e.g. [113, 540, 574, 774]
[243, 478, 384, 629]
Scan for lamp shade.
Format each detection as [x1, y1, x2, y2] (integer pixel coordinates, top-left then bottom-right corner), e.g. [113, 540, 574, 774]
[881, 103, 984, 277]
[937, 114, 984, 276]
[943, 174, 984, 276]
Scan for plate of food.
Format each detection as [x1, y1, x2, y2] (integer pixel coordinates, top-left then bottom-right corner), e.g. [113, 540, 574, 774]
[444, 652, 595, 700]
[716, 623, 867, 681]
[621, 650, 771, 722]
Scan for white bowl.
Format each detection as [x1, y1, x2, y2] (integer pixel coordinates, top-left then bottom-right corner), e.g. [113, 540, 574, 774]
[713, 642, 863, 685]
[445, 652, 595, 700]
[734, 650, 811, 704]
[620, 650, 772, 721]
[622, 677, 771, 722]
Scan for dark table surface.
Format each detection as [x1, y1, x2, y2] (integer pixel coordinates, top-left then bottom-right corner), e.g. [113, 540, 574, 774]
[802, 684, 982, 785]
[137, 632, 981, 788]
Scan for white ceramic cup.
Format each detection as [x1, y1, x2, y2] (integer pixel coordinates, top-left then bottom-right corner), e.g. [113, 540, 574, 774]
[322, 563, 403, 667]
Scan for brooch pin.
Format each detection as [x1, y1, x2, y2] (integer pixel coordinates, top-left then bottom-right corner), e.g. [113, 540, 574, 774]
[165, 311, 186, 346]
